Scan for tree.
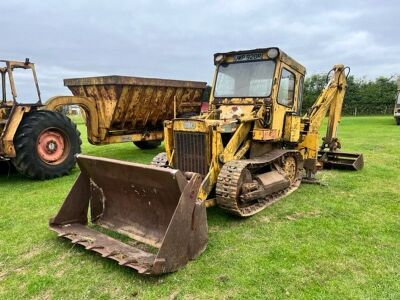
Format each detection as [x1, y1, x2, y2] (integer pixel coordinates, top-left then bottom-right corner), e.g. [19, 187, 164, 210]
[302, 73, 397, 115]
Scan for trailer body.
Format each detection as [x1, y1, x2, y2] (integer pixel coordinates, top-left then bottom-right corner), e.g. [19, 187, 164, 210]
[46, 76, 206, 145]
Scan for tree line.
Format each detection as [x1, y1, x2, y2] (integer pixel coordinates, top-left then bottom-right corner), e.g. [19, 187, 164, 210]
[303, 74, 398, 115]
[201, 73, 398, 115]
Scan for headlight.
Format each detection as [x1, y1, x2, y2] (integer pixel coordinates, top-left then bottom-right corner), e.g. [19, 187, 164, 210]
[215, 54, 224, 64]
[267, 48, 279, 59]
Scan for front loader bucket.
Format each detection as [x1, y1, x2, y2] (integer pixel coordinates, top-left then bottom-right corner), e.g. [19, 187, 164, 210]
[49, 155, 208, 275]
[318, 151, 364, 171]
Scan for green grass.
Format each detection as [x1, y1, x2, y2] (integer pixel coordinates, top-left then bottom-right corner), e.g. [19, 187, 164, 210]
[0, 116, 399, 299]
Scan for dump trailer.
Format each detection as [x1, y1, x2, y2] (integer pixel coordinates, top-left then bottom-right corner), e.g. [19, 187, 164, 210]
[50, 47, 364, 274]
[46, 76, 206, 149]
[0, 59, 81, 179]
[394, 79, 400, 125]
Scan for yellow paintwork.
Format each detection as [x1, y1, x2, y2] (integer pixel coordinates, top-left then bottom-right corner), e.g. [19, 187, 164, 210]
[197, 128, 223, 202]
[220, 121, 252, 163]
[298, 132, 319, 160]
[0, 106, 31, 157]
[0, 60, 40, 157]
[283, 114, 301, 142]
[105, 131, 163, 144]
[164, 48, 348, 203]
[298, 64, 347, 161]
[46, 96, 102, 143]
[172, 119, 209, 133]
[252, 128, 279, 141]
[163, 121, 174, 163]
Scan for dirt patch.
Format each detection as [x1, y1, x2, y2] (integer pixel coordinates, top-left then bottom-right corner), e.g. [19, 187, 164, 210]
[32, 289, 53, 300]
[285, 210, 322, 221]
[54, 268, 65, 278]
[13, 267, 26, 274]
[21, 245, 46, 261]
[217, 274, 229, 283]
[0, 271, 8, 282]
[169, 290, 180, 300]
[260, 216, 272, 223]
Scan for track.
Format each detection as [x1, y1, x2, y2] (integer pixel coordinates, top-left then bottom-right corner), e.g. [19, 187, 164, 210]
[216, 149, 302, 217]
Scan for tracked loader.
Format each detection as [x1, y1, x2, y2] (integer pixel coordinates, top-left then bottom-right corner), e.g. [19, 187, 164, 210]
[50, 47, 364, 274]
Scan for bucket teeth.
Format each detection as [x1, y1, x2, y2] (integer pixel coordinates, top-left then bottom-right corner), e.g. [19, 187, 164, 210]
[85, 244, 104, 250]
[119, 257, 139, 266]
[102, 250, 119, 258]
[58, 232, 72, 238]
[71, 237, 89, 244]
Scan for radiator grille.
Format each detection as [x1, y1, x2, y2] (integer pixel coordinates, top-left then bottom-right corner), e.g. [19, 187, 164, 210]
[174, 131, 208, 175]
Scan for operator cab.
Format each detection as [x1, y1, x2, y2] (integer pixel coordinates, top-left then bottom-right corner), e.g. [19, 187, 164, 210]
[0, 59, 41, 107]
[211, 47, 306, 117]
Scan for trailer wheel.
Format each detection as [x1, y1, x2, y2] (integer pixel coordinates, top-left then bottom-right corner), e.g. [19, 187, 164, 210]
[12, 110, 81, 179]
[133, 141, 161, 149]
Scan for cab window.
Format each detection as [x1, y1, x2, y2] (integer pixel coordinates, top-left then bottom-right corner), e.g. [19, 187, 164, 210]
[277, 68, 295, 107]
[297, 76, 304, 114]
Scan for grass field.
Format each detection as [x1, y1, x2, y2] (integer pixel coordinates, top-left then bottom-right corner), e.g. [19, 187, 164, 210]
[0, 116, 399, 299]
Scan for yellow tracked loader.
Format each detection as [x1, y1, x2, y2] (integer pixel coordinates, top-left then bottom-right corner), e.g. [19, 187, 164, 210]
[50, 47, 363, 274]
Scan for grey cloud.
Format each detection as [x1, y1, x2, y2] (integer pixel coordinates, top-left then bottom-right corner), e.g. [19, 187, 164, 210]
[1, 0, 398, 100]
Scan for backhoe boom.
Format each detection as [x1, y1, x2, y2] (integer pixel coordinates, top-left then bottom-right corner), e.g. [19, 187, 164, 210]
[301, 65, 363, 173]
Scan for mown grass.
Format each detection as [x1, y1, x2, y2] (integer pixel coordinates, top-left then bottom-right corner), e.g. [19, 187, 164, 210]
[0, 116, 399, 299]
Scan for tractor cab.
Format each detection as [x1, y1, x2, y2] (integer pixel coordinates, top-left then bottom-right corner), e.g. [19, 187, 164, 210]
[1, 59, 42, 143]
[0, 59, 41, 107]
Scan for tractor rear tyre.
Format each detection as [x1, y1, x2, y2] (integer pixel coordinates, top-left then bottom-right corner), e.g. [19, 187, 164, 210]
[12, 110, 81, 179]
[133, 140, 161, 149]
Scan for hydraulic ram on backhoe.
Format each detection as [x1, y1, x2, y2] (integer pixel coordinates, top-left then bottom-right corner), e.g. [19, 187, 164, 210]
[50, 47, 363, 274]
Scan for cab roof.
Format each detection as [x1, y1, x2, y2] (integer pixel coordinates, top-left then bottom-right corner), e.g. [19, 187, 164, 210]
[213, 47, 306, 75]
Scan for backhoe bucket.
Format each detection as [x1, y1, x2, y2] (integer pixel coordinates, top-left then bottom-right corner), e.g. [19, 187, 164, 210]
[318, 151, 364, 171]
[49, 155, 208, 275]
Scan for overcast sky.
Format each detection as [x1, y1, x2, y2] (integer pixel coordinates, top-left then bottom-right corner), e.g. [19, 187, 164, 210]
[1, 0, 399, 101]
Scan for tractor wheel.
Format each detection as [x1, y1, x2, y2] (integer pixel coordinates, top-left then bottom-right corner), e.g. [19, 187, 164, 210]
[12, 110, 81, 179]
[133, 140, 161, 149]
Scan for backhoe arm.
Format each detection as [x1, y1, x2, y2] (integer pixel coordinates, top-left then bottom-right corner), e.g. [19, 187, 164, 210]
[306, 64, 347, 151]
[301, 64, 363, 175]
